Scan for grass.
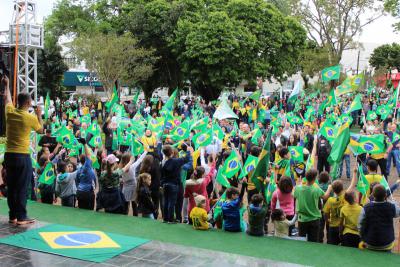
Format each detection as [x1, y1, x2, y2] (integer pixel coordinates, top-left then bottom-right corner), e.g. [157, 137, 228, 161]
[0, 200, 399, 267]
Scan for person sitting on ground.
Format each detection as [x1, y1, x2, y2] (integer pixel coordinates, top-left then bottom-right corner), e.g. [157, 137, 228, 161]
[359, 184, 400, 251]
[55, 159, 79, 207]
[246, 192, 267, 236]
[190, 194, 211, 230]
[339, 191, 362, 248]
[271, 208, 298, 238]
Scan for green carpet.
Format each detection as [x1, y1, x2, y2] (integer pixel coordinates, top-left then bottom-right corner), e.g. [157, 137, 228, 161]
[0, 224, 148, 262]
[0, 200, 399, 267]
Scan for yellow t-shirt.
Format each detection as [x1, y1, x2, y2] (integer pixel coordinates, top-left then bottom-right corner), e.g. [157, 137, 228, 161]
[6, 103, 41, 154]
[82, 106, 89, 115]
[340, 204, 362, 236]
[370, 153, 385, 160]
[360, 173, 383, 205]
[141, 135, 157, 152]
[190, 207, 209, 230]
[323, 193, 345, 227]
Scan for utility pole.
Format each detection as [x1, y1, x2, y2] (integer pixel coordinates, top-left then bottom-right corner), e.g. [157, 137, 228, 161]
[356, 50, 360, 75]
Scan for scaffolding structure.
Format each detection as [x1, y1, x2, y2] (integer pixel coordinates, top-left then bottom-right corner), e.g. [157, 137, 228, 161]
[9, 0, 43, 104]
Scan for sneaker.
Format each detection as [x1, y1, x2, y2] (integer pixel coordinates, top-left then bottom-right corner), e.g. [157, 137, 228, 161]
[8, 219, 17, 224]
[16, 218, 36, 225]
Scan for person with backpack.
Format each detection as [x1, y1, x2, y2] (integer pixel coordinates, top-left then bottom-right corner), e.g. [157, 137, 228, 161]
[76, 143, 97, 210]
[317, 136, 331, 173]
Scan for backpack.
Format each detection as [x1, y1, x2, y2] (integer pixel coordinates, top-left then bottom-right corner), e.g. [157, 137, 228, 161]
[317, 138, 331, 158]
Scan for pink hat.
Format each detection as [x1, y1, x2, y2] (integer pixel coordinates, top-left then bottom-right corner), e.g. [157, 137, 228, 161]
[106, 154, 119, 164]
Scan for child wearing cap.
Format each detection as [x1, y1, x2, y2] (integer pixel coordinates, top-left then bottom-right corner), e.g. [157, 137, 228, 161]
[190, 194, 211, 230]
[97, 154, 126, 214]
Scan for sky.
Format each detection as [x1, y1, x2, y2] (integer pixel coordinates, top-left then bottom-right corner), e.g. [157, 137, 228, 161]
[0, 0, 400, 45]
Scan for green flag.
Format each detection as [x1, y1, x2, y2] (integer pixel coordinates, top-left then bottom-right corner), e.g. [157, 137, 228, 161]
[265, 174, 277, 204]
[216, 168, 231, 188]
[250, 127, 262, 145]
[221, 151, 242, 179]
[328, 123, 350, 180]
[356, 164, 369, 196]
[164, 89, 178, 111]
[191, 117, 209, 131]
[44, 92, 50, 120]
[289, 146, 304, 162]
[376, 104, 391, 120]
[105, 85, 119, 112]
[326, 89, 337, 107]
[349, 134, 385, 155]
[56, 126, 77, 149]
[192, 128, 213, 150]
[347, 94, 362, 113]
[38, 163, 56, 185]
[249, 90, 261, 101]
[80, 114, 91, 125]
[213, 123, 225, 141]
[131, 138, 144, 156]
[321, 65, 340, 83]
[380, 176, 390, 191]
[250, 129, 272, 191]
[288, 80, 302, 104]
[287, 115, 303, 125]
[366, 110, 377, 121]
[336, 77, 353, 96]
[351, 74, 365, 90]
[239, 155, 259, 179]
[319, 120, 336, 143]
[88, 134, 103, 148]
[132, 89, 140, 105]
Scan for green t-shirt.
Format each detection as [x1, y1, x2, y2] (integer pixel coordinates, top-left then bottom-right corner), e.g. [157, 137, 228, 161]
[293, 184, 324, 222]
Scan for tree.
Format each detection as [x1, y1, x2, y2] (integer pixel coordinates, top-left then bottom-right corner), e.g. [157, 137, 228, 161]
[298, 41, 331, 89]
[72, 33, 157, 96]
[37, 33, 69, 99]
[385, 0, 400, 31]
[172, 0, 306, 100]
[369, 43, 400, 72]
[293, 0, 384, 63]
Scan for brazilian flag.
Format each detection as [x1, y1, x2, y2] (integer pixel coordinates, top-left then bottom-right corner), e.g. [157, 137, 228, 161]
[250, 129, 272, 191]
[349, 133, 385, 155]
[287, 115, 303, 125]
[88, 146, 100, 169]
[328, 123, 350, 180]
[216, 168, 230, 188]
[89, 134, 103, 148]
[326, 89, 337, 107]
[128, 121, 145, 137]
[321, 65, 340, 83]
[87, 121, 101, 136]
[339, 113, 353, 125]
[250, 127, 262, 145]
[170, 121, 190, 141]
[376, 104, 390, 120]
[147, 117, 164, 133]
[289, 146, 304, 162]
[212, 123, 225, 141]
[351, 73, 365, 90]
[249, 90, 261, 101]
[80, 114, 91, 125]
[265, 174, 277, 204]
[222, 151, 242, 179]
[56, 126, 77, 149]
[163, 89, 178, 111]
[192, 128, 213, 150]
[44, 92, 50, 120]
[347, 94, 362, 113]
[366, 110, 377, 121]
[239, 155, 259, 179]
[105, 85, 119, 112]
[131, 138, 144, 156]
[356, 164, 369, 196]
[38, 163, 56, 185]
[191, 117, 209, 132]
[336, 77, 353, 96]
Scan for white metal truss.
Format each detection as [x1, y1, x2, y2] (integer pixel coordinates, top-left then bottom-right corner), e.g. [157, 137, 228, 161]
[9, 0, 43, 104]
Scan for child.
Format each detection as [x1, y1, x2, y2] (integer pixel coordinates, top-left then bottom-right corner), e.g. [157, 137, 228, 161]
[271, 176, 295, 236]
[361, 159, 385, 205]
[318, 171, 331, 242]
[293, 169, 332, 242]
[190, 194, 211, 230]
[271, 208, 297, 238]
[359, 184, 400, 251]
[323, 180, 345, 245]
[339, 191, 362, 248]
[247, 193, 267, 236]
[55, 161, 78, 207]
[221, 179, 247, 232]
[136, 173, 155, 219]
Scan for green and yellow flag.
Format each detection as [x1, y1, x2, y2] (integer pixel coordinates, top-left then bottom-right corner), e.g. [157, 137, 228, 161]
[336, 77, 353, 96]
[38, 163, 56, 185]
[356, 164, 369, 196]
[351, 74, 365, 90]
[239, 155, 259, 179]
[250, 129, 272, 191]
[347, 94, 362, 113]
[289, 146, 304, 162]
[249, 90, 261, 101]
[44, 92, 50, 120]
[170, 121, 190, 141]
[366, 110, 377, 121]
[376, 104, 391, 120]
[192, 128, 213, 150]
[328, 123, 350, 180]
[321, 65, 340, 83]
[56, 126, 77, 149]
[105, 85, 119, 112]
[216, 168, 231, 188]
[221, 151, 242, 179]
[326, 89, 337, 107]
[349, 134, 385, 155]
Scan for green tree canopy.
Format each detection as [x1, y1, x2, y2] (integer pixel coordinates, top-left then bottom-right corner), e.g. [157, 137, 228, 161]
[369, 43, 400, 72]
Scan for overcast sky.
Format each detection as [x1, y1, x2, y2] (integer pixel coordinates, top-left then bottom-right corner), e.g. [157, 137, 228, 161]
[1, 0, 400, 45]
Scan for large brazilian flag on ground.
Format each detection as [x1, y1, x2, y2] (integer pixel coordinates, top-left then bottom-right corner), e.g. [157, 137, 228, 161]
[0, 224, 148, 263]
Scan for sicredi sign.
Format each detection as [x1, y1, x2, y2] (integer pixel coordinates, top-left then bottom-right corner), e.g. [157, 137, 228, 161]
[63, 71, 103, 87]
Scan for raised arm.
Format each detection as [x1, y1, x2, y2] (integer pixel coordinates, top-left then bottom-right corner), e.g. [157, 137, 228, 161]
[2, 76, 12, 105]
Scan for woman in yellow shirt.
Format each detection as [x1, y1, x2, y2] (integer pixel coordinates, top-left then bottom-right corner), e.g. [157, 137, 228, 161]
[141, 130, 157, 153]
[340, 191, 362, 248]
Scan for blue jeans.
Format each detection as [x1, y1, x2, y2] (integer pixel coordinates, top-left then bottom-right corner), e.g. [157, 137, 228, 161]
[4, 153, 32, 220]
[387, 149, 400, 177]
[163, 183, 178, 222]
[340, 154, 351, 178]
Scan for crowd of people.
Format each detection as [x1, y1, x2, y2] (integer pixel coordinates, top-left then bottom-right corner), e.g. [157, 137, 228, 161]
[1, 75, 400, 253]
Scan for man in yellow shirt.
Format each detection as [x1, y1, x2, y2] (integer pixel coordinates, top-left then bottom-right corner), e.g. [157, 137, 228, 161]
[141, 129, 157, 153]
[3, 76, 42, 225]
